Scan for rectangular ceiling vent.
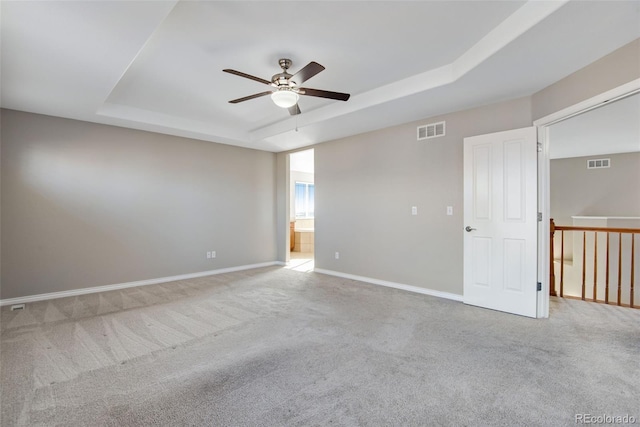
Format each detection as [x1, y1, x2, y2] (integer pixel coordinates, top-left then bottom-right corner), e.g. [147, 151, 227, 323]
[417, 121, 445, 140]
[587, 158, 610, 169]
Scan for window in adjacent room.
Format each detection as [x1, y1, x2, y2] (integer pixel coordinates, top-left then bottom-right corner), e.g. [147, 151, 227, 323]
[295, 181, 314, 218]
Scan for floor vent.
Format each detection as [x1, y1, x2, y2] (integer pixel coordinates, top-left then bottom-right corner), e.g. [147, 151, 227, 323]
[417, 121, 445, 140]
[10, 304, 26, 311]
[587, 158, 610, 169]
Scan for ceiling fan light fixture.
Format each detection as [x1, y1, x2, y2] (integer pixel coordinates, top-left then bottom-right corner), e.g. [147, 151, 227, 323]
[225, 59, 350, 116]
[271, 89, 299, 108]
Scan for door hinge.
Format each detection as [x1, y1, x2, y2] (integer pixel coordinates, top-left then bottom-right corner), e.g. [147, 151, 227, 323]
[537, 142, 542, 152]
[537, 212, 542, 222]
[537, 282, 542, 292]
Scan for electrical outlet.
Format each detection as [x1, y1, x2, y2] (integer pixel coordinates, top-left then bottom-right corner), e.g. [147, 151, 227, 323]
[211, 251, 216, 258]
[335, 252, 340, 259]
[411, 206, 418, 215]
[207, 251, 211, 259]
[447, 206, 453, 216]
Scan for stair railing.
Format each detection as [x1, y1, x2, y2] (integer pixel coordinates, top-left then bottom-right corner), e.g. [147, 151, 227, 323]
[550, 218, 639, 308]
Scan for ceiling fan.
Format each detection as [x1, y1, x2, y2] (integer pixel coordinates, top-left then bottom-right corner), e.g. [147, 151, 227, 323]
[223, 59, 350, 115]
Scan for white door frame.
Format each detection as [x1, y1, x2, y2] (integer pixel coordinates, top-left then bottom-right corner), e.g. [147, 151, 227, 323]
[534, 78, 640, 318]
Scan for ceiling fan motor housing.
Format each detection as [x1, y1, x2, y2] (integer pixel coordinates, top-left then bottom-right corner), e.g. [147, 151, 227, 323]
[273, 58, 296, 88]
[272, 72, 295, 88]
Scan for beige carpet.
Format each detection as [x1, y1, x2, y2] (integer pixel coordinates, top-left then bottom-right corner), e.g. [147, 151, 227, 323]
[1, 266, 639, 426]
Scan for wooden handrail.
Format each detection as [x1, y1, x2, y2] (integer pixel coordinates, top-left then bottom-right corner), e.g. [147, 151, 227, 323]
[554, 225, 640, 233]
[550, 218, 639, 309]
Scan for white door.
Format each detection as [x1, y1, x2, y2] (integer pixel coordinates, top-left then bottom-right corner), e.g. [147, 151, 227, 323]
[463, 127, 538, 318]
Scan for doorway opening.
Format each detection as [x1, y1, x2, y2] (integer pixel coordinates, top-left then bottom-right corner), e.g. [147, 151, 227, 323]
[287, 149, 315, 272]
[547, 93, 640, 309]
[536, 78, 640, 317]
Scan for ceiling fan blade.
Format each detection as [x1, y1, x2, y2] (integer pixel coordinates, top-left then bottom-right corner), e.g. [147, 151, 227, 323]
[229, 91, 273, 104]
[223, 69, 272, 86]
[290, 62, 325, 85]
[288, 104, 301, 116]
[299, 88, 350, 101]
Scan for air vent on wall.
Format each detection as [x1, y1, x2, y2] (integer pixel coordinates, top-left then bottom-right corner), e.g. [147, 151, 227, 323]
[587, 158, 610, 169]
[417, 121, 445, 140]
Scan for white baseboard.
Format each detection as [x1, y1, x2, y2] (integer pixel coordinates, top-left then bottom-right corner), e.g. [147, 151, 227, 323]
[0, 261, 280, 307]
[1, 263, 463, 307]
[313, 268, 463, 302]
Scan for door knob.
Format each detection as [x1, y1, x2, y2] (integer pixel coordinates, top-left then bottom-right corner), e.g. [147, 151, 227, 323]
[465, 226, 476, 232]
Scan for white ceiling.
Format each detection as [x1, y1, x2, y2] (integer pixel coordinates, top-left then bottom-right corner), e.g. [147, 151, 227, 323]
[2, 1, 639, 153]
[550, 93, 640, 159]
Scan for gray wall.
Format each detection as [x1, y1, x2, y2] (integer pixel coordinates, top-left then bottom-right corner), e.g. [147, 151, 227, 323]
[313, 97, 532, 295]
[532, 39, 640, 121]
[0, 110, 277, 300]
[0, 119, 2, 291]
[550, 152, 640, 227]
